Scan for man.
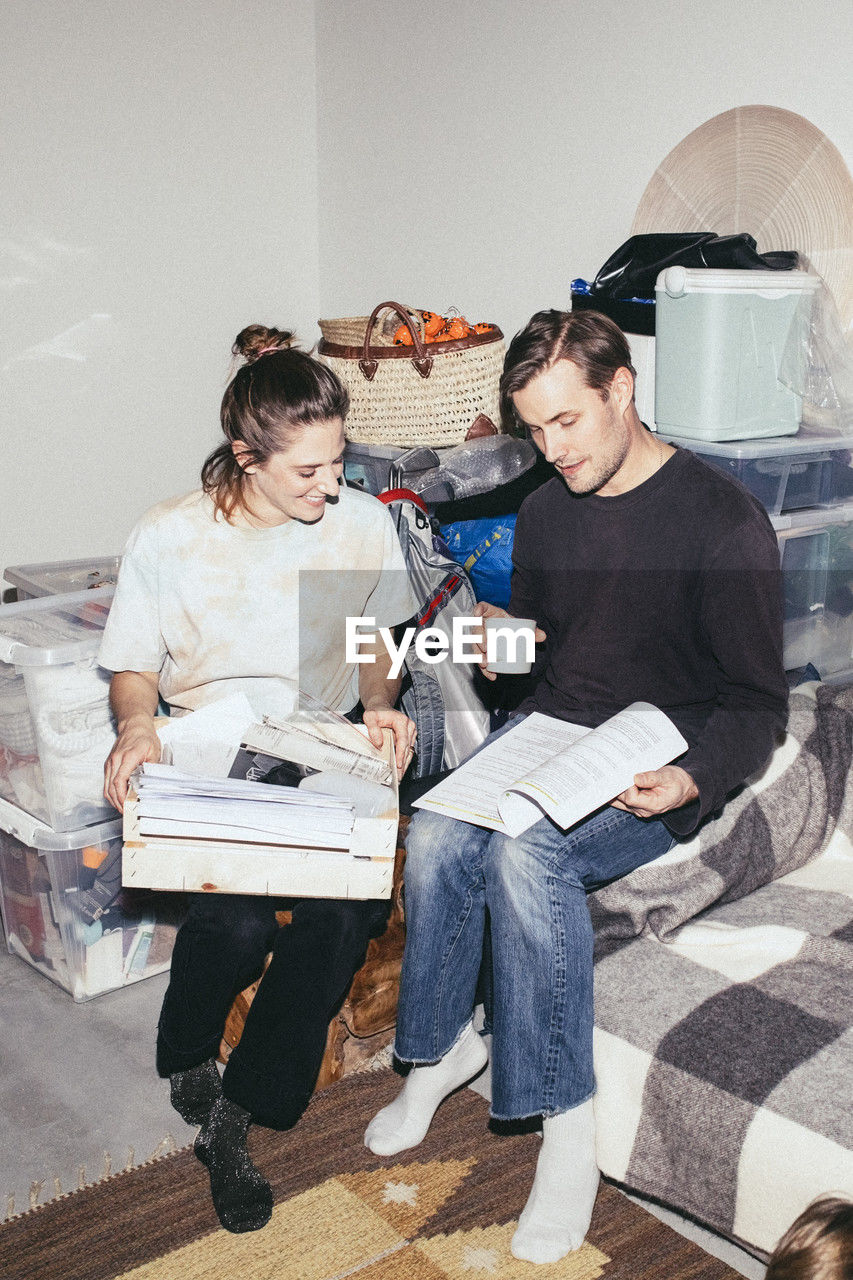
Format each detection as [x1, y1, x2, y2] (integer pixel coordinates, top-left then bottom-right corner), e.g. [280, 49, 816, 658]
[364, 310, 788, 1264]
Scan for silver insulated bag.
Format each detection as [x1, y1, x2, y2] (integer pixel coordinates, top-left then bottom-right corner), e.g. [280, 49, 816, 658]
[378, 487, 489, 777]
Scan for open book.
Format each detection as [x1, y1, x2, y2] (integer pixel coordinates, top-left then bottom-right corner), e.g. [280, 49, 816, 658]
[414, 702, 688, 837]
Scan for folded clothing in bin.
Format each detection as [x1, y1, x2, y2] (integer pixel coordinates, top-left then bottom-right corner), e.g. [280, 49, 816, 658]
[0, 589, 117, 830]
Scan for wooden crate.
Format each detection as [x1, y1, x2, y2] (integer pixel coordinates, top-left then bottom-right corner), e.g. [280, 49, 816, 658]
[121, 733, 398, 901]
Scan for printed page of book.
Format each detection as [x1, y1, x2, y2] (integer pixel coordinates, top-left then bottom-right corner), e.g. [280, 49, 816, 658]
[499, 703, 688, 837]
[415, 703, 687, 837]
[413, 714, 589, 830]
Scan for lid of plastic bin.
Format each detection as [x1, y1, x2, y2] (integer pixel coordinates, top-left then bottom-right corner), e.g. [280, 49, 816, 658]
[3, 555, 121, 597]
[656, 266, 821, 298]
[662, 428, 853, 459]
[0, 794, 122, 850]
[770, 500, 853, 534]
[0, 587, 114, 666]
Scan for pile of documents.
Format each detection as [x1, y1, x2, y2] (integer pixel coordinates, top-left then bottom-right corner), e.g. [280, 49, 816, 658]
[131, 763, 356, 850]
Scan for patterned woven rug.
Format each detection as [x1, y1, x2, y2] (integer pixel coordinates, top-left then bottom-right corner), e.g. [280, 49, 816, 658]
[1, 1069, 741, 1280]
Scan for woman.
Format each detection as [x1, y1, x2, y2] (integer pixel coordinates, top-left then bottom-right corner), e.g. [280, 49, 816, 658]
[100, 325, 417, 1233]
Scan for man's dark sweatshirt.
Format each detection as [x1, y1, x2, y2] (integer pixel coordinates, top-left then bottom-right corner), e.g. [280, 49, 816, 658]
[508, 446, 789, 836]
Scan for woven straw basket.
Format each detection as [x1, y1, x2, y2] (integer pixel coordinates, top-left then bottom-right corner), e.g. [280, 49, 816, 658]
[317, 301, 506, 447]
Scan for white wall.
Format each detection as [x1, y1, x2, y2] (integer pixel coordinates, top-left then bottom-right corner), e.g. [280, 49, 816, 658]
[315, 0, 852, 342]
[4, 1, 851, 576]
[1, 0, 320, 574]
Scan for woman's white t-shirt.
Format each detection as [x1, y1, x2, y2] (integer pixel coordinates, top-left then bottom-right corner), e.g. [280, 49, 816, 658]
[98, 486, 416, 720]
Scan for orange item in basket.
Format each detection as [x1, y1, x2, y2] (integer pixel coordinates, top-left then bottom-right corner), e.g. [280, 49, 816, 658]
[393, 325, 413, 345]
[444, 317, 471, 340]
[473, 322, 496, 334]
[421, 311, 445, 337]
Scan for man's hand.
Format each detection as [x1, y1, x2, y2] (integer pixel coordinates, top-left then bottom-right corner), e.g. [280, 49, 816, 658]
[362, 703, 418, 779]
[104, 714, 161, 812]
[472, 601, 546, 682]
[611, 765, 698, 818]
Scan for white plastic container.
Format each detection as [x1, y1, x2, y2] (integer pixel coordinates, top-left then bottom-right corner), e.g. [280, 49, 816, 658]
[0, 590, 116, 831]
[663, 429, 853, 516]
[772, 503, 853, 675]
[0, 796, 180, 1000]
[4, 556, 121, 601]
[655, 268, 820, 441]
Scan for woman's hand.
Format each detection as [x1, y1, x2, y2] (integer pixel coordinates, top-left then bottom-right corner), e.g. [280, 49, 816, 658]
[472, 600, 546, 682]
[104, 670, 162, 812]
[611, 765, 698, 818]
[362, 704, 418, 779]
[104, 715, 161, 812]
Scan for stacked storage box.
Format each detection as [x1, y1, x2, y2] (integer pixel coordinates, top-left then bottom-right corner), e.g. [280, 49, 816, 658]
[343, 441, 460, 497]
[0, 588, 180, 999]
[660, 430, 853, 678]
[654, 265, 853, 679]
[4, 555, 121, 600]
[0, 797, 180, 1000]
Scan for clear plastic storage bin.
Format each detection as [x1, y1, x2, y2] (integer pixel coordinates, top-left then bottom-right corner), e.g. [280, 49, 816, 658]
[655, 267, 820, 441]
[772, 504, 853, 675]
[344, 442, 408, 494]
[0, 797, 181, 1000]
[664, 431, 853, 516]
[0, 590, 116, 831]
[4, 556, 121, 601]
[343, 441, 458, 496]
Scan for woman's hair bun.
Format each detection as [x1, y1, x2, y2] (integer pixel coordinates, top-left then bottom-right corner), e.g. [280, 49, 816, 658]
[233, 325, 296, 363]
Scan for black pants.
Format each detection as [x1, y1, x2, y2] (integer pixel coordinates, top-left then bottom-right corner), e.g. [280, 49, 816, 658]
[156, 891, 388, 1129]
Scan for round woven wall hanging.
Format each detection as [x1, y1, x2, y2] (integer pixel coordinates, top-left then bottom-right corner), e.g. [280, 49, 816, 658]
[632, 105, 853, 336]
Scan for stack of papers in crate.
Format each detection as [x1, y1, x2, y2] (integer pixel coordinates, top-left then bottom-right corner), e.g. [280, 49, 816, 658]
[131, 763, 356, 849]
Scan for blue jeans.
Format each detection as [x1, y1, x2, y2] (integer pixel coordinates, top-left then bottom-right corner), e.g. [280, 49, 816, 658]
[395, 764, 674, 1120]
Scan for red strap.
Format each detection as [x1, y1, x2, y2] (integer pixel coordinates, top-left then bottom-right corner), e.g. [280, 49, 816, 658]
[378, 487, 429, 514]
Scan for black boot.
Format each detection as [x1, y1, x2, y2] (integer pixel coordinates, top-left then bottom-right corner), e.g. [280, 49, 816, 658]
[194, 1095, 273, 1233]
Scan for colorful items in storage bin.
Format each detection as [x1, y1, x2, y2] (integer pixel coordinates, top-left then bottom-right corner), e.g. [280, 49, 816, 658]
[0, 796, 182, 1000]
[0, 589, 117, 831]
[3, 555, 121, 601]
[655, 267, 820, 440]
[663, 430, 853, 516]
[772, 503, 853, 676]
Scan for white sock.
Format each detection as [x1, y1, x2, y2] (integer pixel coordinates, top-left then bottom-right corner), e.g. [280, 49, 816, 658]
[364, 1023, 489, 1156]
[511, 1099, 600, 1264]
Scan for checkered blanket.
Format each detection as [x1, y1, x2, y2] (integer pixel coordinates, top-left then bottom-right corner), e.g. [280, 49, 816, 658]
[589, 682, 853, 1255]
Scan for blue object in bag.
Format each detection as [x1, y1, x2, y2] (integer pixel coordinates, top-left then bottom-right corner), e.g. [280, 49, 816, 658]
[439, 515, 517, 608]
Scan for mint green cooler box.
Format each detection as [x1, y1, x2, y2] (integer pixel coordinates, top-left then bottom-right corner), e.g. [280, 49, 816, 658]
[654, 267, 820, 441]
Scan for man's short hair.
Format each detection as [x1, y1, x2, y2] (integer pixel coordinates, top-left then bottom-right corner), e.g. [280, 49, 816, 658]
[500, 309, 637, 434]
